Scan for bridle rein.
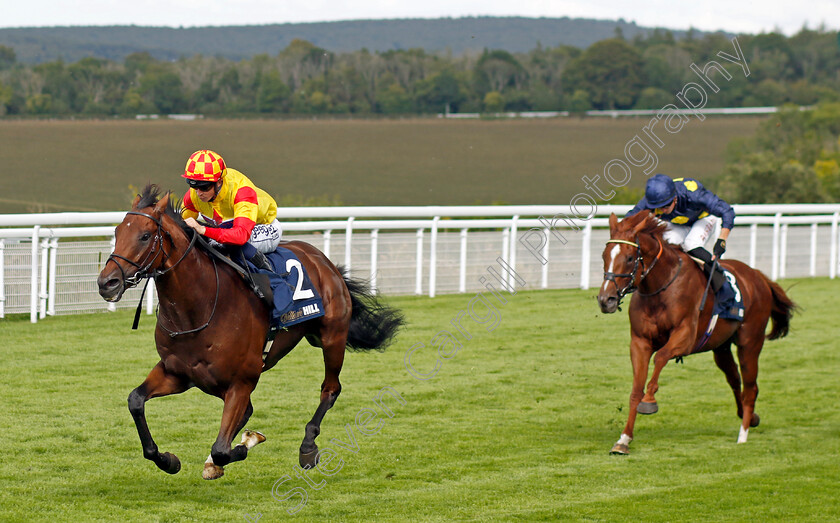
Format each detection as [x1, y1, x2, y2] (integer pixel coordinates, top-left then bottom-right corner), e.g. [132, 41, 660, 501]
[603, 237, 682, 310]
[105, 210, 219, 337]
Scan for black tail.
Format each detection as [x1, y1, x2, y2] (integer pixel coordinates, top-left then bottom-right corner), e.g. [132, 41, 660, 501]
[340, 267, 405, 351]
[763, 274, 796, 340]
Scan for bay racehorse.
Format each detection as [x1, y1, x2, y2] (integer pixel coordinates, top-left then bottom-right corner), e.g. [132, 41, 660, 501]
[97, 184, 404, 479]
[597, 210, 795, 455]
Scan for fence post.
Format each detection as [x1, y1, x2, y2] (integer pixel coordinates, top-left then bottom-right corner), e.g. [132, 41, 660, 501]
[415, 228, 423, 295]
[810, 223, 818, 277]
[146, 278, 155, 315]
[501, 228, 510, 268]
[344, 217, 354, 271]
[30, 226, 40, 323]
[779, 224, 788, 279]
[39, 238, 49, 319]
[48, 238, 58, 316]
[108, 235, 116, 312]
[541, 227, 550, 289]
[508, 215, 519, 290]
[749, 223, 758, 268]
[831, 212, 838, 279]
[0, 239, 5, 319]
[580, 220, 593, 289]
[370, 229, 379, 294]
[429, 217, 439, 298]
[323, 230, 331, 260]
[459, 229, 468, 293]
[771, 213, 781, 280]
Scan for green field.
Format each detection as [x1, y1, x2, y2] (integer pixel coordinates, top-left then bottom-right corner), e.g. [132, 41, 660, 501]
[0, 117, 761, 213]
[1, 277, 838, 521]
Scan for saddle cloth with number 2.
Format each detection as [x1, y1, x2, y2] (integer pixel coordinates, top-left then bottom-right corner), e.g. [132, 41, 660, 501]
[246, 246, 325, 328]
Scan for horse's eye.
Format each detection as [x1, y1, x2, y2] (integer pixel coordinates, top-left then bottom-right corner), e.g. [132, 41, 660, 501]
[140, 232, 152, 242]
[626, 256, 633, 262]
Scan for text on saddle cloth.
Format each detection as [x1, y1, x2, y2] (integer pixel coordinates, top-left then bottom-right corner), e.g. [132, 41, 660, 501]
[245, 247, 325, 328]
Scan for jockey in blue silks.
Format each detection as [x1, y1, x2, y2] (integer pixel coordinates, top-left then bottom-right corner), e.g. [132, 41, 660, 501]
[626, 174, 735, 293]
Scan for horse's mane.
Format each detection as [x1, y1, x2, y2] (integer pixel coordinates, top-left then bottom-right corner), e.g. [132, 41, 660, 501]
[136, 183, 193, 239]
[619, 210, 681, 255]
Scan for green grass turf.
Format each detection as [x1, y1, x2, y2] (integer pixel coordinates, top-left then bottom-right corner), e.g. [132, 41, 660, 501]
[0, 117, 760, 213]
[0, 277, 838, 521]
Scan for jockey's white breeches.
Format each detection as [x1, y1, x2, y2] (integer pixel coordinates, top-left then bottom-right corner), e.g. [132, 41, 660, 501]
[663, 215, 721, 253]
[249, 219, 283, 253]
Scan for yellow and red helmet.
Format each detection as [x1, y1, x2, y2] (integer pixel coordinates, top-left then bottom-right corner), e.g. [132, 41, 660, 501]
[182, 150, 226, 182]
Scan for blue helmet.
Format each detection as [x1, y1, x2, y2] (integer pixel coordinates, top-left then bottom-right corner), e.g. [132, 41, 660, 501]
[645, 174, 676, 209]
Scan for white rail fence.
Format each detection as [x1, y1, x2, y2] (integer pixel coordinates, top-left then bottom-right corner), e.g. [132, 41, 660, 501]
[2, 204, 840, 323]
[440, 106, 797, 119]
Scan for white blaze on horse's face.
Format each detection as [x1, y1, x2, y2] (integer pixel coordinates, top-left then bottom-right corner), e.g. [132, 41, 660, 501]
[602, 244, 621, 291]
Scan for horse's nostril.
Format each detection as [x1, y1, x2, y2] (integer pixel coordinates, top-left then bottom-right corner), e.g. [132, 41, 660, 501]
[97, 276, 122, 298]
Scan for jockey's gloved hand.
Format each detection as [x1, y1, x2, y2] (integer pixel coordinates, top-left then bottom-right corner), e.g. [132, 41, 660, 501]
[714, 238, 726, 258]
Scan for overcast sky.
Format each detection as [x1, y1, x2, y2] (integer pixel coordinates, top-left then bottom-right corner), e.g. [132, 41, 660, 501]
[0, 0, 837, 35]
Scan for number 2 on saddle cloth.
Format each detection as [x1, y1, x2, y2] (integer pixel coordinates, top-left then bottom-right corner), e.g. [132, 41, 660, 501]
[242, 246, 326, 329]
[204, 220, 326, 331]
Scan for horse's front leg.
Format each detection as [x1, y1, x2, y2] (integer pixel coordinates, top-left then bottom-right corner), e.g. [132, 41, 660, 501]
[128, 361, 190, 474]
[203, 381, 262, 480]
[611, 337, 653, 455]
[640, 326, 695, 415]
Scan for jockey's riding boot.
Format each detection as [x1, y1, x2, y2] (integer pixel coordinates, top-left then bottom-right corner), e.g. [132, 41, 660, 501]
[687, 247, 726, 293]
[248, 250, 274, 272]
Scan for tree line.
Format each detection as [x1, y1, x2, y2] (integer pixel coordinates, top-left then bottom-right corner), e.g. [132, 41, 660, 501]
[712, 102, 840, 203]
[0, 28, 838, 117]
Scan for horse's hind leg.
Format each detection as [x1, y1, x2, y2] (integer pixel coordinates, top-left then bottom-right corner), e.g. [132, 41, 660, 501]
[128, 362, 190, 474]
[736, 341, 763, 443]
[300, 335, 346, 468]
[713, 341, 744, 419]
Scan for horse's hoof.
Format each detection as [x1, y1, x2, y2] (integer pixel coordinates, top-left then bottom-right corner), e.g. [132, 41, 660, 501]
[750, 414, 760, 428]
[241, 430, 267, 450]
[637, 401, 658, 415]
[610, 443, 630, 455]
[161, 452, 181, 474]
[202, 462, 225, 480]
[299, 446, 320, 469]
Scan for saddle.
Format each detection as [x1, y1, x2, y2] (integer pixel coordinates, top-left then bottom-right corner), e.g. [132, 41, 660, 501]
[195, 236, 275, 307]
[688, 255, 744, 322]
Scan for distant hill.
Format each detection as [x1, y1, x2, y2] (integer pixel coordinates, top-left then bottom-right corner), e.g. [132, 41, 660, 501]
[0, 16, 716, 64]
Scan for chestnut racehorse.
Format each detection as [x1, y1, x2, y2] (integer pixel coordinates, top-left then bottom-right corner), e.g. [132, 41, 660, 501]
[597, 211, 795, 455]
[97, 185, 404, 479]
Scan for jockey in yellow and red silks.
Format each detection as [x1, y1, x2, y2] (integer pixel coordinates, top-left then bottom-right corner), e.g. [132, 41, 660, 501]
[181, 149, 281, 271]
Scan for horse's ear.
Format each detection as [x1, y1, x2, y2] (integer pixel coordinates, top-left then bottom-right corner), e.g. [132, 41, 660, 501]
[631, 212, 653, 236]
[154, 192, 170, 214]
[609, 213, 618, 235]
[131, 194, 141, 210]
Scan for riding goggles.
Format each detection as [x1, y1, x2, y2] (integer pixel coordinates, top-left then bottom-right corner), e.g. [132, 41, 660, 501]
[187, 179, 215, 191]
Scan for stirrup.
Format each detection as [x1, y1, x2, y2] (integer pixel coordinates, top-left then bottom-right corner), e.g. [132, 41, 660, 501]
[249, 251, 273, 272]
